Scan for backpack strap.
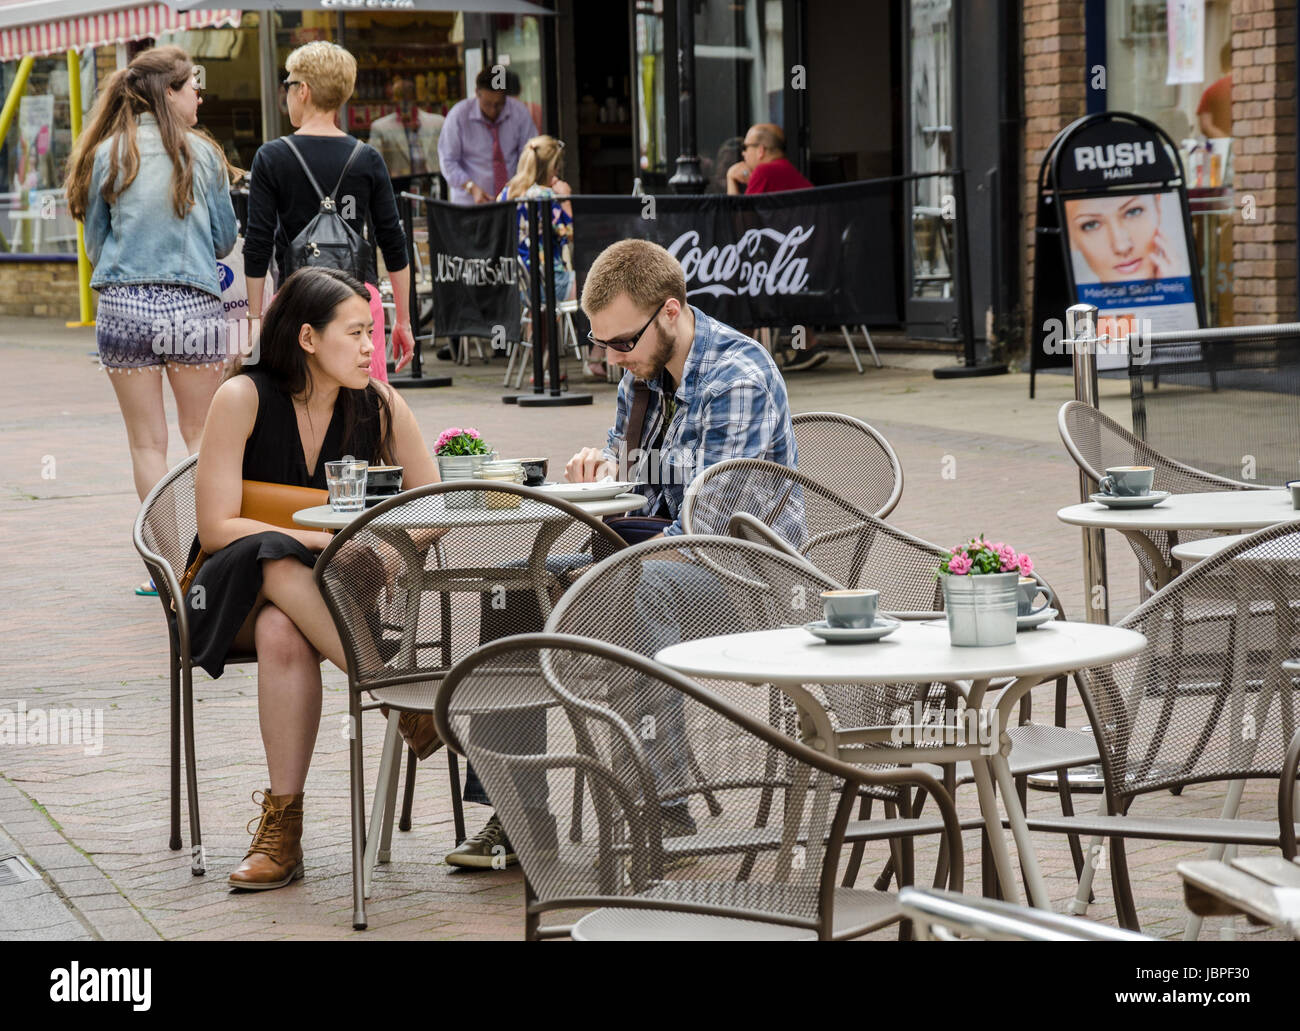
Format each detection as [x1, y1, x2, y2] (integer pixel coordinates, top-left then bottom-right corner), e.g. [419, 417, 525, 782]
[281, 136, 364, 211]
[329, 138, 366, 203]
[281, 136, 327, 204]
[623, 380, 652, 456]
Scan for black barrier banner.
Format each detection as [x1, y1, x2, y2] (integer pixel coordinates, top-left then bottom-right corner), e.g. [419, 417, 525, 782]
[423, 199, 520, 339]
[570, 180, 900, 328]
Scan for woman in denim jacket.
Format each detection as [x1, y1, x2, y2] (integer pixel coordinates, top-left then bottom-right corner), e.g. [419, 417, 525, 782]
[66, 45, 239, 595]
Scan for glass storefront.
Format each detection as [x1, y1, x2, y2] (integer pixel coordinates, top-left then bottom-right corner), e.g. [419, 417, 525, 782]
[906, 0, 954, 300]
[633, 0, 669, 185]
[0, 54, 92, 255]
[694, 0, 783, 193]
[1104, 0, 1234, 323]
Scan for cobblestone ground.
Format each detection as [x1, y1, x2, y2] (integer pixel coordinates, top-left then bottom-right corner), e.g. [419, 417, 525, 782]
[0, 322, 1286, 940]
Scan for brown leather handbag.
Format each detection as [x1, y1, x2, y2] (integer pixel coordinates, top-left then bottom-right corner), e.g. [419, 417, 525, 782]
[176, 480, 328, 600]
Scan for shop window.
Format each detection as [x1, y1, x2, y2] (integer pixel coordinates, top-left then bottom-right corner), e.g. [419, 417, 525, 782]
[0, 55, 91, 256]
[338, 11, 463, 182]
[1105, 0, 1234, 323]
[158, 19, 263, 172]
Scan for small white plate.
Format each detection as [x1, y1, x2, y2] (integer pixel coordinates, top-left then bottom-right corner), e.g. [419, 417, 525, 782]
[803, 616, 901, 644]
[1090, 490, 1170, 509]
[1018, 606, 1057, 631]
[536, 480, 640, 502]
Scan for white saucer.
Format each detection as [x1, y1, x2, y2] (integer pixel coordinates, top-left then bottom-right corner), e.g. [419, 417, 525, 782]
[1017, 606, 1057, 631]
[536, 480, 640, 502]
[803, 616, 900, 644]
[1090, 490, 1170, 509]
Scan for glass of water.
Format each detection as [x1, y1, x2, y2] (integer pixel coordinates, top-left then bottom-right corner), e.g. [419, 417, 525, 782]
[325, 457, 368, 513]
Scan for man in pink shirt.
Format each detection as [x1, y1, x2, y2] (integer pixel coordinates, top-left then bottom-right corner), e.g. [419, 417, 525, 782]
[725, 123, 826, 371]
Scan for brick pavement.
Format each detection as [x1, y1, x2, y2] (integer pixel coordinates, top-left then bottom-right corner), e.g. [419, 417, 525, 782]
[0, 320, 1287, 940]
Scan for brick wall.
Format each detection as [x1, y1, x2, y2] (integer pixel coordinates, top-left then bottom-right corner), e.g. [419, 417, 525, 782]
[1021, 1, 1088, 341]
[0, 262, 88, 319]
[1231, 0, 1297, 323]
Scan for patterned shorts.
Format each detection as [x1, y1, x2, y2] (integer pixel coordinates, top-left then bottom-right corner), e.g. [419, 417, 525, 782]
[96, 284, 229, 372]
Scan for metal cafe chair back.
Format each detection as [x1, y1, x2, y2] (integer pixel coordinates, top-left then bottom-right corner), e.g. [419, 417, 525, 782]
[1032, 520, 1300, 932]
[1058, 399, 1267, 600]
[791, 411, 904, 519]
[433, 633, 965, 940]
[313, 480, 626, 928]
[899, 887, 1151, 941]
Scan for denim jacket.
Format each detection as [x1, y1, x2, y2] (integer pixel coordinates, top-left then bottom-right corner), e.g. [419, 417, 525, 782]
[84, 113, 238, 296]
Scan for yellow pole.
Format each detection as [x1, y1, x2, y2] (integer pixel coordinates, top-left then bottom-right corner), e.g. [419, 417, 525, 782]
[0, 55, 33, 145]
[66, 48, 95, 327]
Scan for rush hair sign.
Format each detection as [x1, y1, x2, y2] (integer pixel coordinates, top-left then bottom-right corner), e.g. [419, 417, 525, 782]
[1056, 118, 1179, 190]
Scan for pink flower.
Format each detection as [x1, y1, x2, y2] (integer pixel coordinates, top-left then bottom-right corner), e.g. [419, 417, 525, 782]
[947, 553, 973, 575]
[1017, 554, 1034, 576]
[465, 428, 481, 439]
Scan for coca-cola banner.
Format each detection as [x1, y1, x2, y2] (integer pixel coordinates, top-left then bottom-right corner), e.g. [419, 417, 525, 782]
[423, 198, 521, 339]
[570, 180, 900, 328]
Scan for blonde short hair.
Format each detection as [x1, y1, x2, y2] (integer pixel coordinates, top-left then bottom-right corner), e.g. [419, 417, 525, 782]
[581, 239, 687, 317]
[285, 41, 356, 111]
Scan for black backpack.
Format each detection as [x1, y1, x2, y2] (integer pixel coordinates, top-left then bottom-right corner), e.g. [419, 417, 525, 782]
[280, 136, 372, 283]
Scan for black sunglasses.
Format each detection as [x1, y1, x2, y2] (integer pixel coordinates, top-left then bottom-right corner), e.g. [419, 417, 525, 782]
[588, 300, 666, 352]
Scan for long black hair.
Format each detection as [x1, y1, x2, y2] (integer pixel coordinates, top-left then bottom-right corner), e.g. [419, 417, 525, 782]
[244, 266, 393, 463]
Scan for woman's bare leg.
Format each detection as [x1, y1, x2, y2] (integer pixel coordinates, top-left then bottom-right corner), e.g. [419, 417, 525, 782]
[165, 361, 226, 454]
[106, 366, 168, 502]
[254, 604, 323, 795]
[259, 557, 348, 669]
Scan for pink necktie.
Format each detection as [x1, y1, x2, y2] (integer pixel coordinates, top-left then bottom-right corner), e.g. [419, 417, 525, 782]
[488, 122, 508, 197]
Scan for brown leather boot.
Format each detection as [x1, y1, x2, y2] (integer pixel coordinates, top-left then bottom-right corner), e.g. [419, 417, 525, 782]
[379, 707, 443, 761]
[228, 790, 304, 890]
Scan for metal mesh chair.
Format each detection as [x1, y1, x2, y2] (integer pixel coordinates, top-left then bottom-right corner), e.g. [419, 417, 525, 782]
[314, 481, 626, 928]
[1058, 400, 1269, 598]
[682, 458, 933, 597]
[1023, 520, 1300, 931]
[546, 534, 976, 904]
[899, 887, 1151, 941]
[133, 454, 228, 875]
[791, 411, 904, 519]
[433, 633, 965, 940]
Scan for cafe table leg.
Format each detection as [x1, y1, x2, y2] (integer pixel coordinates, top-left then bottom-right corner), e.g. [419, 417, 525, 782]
[987, 674, 1053, 909]
[363, 713, 403, 898]
[970, 756, 1022, 905]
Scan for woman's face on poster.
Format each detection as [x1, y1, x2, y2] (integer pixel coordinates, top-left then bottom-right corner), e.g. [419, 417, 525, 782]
[1066, 194, 1164, 282]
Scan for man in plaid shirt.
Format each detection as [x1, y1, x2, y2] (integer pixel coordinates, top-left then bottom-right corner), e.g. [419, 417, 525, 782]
[445, 240, 805, 871]
[565, 239, 799, 539]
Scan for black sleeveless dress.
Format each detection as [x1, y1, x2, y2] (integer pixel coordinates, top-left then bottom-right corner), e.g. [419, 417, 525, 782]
[186, 368, 382, 678]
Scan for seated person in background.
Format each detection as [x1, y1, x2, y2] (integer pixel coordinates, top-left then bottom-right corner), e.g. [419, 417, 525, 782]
[188, 266, 439, 891]
[497, 134, 607, 378]
[724, 123, 825, 373]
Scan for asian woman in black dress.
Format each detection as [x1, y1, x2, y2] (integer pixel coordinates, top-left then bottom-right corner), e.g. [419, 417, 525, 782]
[190, 266, 438, 889]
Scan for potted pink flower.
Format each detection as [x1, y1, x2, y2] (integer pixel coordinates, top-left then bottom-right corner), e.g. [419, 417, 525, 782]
[938, 536, 1033, 646]
[433, 427, 495, 507]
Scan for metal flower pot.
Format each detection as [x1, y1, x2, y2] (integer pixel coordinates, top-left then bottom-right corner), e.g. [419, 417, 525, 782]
[436, 452, 494, 508]
[941, 571, 1019, 647]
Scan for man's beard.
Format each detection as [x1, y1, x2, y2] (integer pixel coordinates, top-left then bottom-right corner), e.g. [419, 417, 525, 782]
[628, 319, 674, 381]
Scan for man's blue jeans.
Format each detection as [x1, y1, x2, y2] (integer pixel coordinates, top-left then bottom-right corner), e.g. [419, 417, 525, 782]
[462, 559, 726, 834]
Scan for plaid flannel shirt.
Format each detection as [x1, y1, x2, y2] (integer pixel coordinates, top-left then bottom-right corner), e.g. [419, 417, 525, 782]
[602, 306, 800, 538]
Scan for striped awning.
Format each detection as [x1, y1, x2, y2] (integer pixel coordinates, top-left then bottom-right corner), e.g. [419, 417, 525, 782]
[0, 3, 241, 62]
